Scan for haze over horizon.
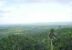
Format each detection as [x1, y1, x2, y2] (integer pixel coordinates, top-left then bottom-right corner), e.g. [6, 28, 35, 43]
[0, 0, 72, 25]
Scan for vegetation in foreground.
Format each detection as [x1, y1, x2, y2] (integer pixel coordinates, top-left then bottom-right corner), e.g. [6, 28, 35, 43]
[0, 25, 72, 50]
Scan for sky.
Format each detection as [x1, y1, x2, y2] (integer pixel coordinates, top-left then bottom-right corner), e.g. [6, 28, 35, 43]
[0, 0, 72, 25]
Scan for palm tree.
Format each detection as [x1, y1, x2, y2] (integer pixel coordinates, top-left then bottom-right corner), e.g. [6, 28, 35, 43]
[49, 29, 55, 50]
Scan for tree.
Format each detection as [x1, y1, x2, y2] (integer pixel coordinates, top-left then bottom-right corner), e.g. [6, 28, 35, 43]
[49, 29, 56, 50]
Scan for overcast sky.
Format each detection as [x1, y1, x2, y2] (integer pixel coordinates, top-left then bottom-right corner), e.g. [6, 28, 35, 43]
[0, 0, 72, 25]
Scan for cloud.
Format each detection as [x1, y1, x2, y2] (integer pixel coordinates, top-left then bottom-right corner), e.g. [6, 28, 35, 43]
[0, 2, 71, 24]
[0, 0, 71, 24]
[0, 0, 7, 17]
[0, 0, 6, 7]
[0, 1, 4, 7]
[0, 1, 5, 17]
[3, 0, 72, 4]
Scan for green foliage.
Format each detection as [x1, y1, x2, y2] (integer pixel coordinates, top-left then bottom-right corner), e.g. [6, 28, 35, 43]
[0, 26, 72, 50]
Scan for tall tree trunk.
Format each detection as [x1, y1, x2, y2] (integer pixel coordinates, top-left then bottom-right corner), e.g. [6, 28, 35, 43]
[51, 39, 53, 50]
